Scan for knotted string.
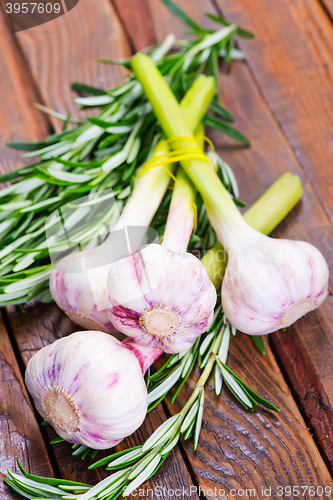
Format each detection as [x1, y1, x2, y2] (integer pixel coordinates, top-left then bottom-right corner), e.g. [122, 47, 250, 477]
[137, 136, 216, 244]
[138, 136, 216, 176]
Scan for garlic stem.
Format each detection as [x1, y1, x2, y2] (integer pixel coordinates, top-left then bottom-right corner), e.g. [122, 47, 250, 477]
[201, 173, 303, 288]
[132, 54, 244, 248]
[50, 77, 215, 333]
[161, 129, 204, 253]
[115, 75, 215, 231]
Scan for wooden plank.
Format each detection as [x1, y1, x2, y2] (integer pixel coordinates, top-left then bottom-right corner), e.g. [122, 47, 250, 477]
[0, 312, 53, 499]
[142, 0, 333, 477]
[212, 0, 333, 226]
[0, 8, 49, 176]
[168, 333, 333, 498]
[0, 0, 200, 495]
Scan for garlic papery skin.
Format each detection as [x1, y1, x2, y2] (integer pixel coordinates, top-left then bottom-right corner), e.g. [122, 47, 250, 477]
[107, 133, 216, 354]
[25, 331, 152, 450]
[131, 54, 329, 335]
[107, 244, 216, 353]
[122, 337, 162, 373]
[49, 76, 215, 333]
[220, 225, 329, 335]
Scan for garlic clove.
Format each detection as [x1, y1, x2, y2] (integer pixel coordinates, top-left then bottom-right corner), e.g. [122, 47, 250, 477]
[25, 331, 148, 449]
[107, 244, 216, 353]
[49, 226, 156, 336]
[222, 228, 329, 335]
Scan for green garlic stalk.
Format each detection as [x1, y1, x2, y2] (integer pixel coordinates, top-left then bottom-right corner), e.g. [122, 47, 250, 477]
[131, 54, 329, 336]
[49, 77, 215, 333]
[4, 172, 303, 500]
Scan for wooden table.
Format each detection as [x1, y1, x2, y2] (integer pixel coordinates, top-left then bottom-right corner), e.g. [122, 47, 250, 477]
[1, 0, 333, 498]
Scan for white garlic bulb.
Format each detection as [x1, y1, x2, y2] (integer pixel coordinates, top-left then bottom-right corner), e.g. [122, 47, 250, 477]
[221, 225, 329, 335]
[25, 331, 152, 449]
[107, 243, 216, 353]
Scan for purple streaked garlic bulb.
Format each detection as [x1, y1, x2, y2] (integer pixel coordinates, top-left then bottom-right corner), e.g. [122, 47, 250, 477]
[25, 331, 160, 449]
[221, 224, 329, 335]
[107, 243, 216, 354]
[50, 252, 115, 333]
[107, 163, 216, 354]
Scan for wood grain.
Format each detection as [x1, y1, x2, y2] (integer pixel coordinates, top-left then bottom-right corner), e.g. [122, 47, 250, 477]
[10, 0, 131, 132]
[144, 0, 333, 478]
[0, 7, 49, 176]
[213, 0, 333, 227]
[167, 333, 333, 499]
[0, 312, 53, 499]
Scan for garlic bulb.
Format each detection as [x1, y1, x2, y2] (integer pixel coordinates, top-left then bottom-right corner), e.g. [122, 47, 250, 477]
[25, 331, 160, 449]
[221, 225, 329, 334]
[131, 54, 329, 336]
[49, 76, 215, 333]
[107, 163, 216, 354]
[107, 243, 216, 353]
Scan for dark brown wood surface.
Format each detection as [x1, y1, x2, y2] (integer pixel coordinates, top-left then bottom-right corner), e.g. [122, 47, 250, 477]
[13, 0, 130, 131]
[167, 333, 333, 498]
[210, 0, 333, 469]
[0, 0, 333, 498]
[0, 312, 53, 499]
